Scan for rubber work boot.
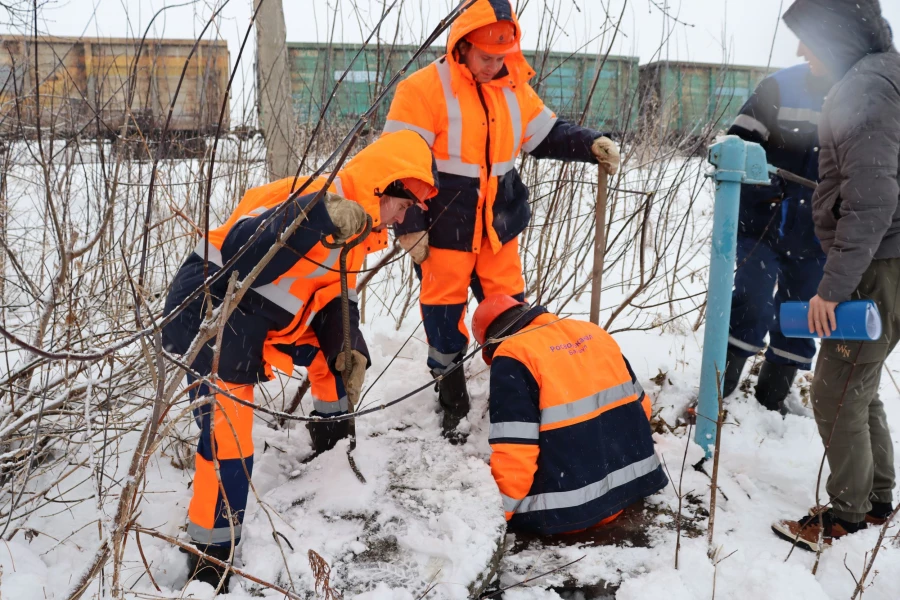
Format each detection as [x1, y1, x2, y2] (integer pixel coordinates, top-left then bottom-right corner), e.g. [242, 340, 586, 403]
[754, 361, 798, 413]
[722, 349, 748, 398]
[307, 415, 351, 455]
[433, 363, 470, 445]
[183, 544, 235, 592]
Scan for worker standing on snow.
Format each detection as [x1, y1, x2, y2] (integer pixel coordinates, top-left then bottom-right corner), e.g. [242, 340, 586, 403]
[721, 56, 831, 412]
[771, 0, 898, 552]
[161, 131, 438, 589]
[472, 295, 668, 534]
[382, 0, 620, 443]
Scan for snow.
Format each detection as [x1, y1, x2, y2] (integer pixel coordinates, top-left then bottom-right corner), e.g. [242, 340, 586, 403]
[1, 151, 898, 599]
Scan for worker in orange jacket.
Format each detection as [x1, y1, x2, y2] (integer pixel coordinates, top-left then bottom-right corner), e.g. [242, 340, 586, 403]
[161, 131, 438, 590]
[383, 0, 620, 442]
[472, 295, 667, 534]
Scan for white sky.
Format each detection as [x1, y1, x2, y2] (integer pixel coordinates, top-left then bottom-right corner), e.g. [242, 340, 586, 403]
[7, 0, 900, 120]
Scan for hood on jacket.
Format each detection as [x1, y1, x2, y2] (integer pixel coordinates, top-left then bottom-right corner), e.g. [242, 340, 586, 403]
[337, 129, 438, 230]
[446, 0, 535, 86]
[783, 0, 894, 79]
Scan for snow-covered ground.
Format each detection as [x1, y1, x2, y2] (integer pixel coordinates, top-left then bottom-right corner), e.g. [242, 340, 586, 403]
[1, 148, 898, 599]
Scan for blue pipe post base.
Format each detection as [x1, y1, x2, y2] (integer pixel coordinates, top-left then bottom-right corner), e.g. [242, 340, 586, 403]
[695, 136, 771, 457]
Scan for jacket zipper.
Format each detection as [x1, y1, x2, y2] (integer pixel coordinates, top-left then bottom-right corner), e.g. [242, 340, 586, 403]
[476, 83, 492, 177]
[476, 83, 492, 240]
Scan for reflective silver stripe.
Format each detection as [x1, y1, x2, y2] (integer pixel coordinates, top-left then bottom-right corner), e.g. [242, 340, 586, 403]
[383, 119, 436, 146]
[334, 176, 345, 198]
[778, 107, 820, 125]
[313, 396, 349, 414]
[732, 114, 770, 140]
[348, 289, 359, 302]
[502, 493, 523, 513]
[522, 106, 557, 153]
[187, 521, 242, 545]
[435, 60, 463, 161]
[515, 454, 661, 514]
[490, 421, 540, 440]
[428, 347, 460, 369]
[193, 239, 224, 268]
[491, 159, 517, 177]
[769, 345, 811, 364]
[540, 381, 641, 426]
[435, 157, 481, 178]
[235, 205, 268, 223]
[728, 335, 764, 354]
[503, 87, 522, 151]
[305, 247, 341, 279]
[435, 59, 481, 179]
[254, 277, 304, 314]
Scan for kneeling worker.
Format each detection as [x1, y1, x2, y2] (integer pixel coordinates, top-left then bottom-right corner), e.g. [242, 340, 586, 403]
[472, 295, 668, 534]
[162, 130, 438, 589]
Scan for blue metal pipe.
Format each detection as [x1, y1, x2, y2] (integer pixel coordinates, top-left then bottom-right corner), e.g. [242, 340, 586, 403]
[696, 136, 770, 456]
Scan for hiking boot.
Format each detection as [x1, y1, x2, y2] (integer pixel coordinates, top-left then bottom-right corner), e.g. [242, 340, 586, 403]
[809, 502, 896, 527]
[183, 543, 235, 591]
[307, 414, 351, 455]
[755, 361, 797, 413]
[866, 501, 896, 526]
[722, 350, 748, 398]
[772, 509, 866, 552]
[433, 363, 470, 445]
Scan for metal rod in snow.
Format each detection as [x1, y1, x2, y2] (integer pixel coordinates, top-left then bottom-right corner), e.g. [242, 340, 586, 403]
[589, 166, 609, 325]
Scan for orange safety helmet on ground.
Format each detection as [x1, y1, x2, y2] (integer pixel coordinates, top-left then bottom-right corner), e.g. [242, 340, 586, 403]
[472, 294, 526, 364]
[465, 20, 518, 55]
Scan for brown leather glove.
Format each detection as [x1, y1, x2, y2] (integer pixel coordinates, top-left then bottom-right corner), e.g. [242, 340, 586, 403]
[398, 231, 429, 264]
[323, 192, 367, 243]
[591, 136, 620, 176]
[335, 349, 367, 409]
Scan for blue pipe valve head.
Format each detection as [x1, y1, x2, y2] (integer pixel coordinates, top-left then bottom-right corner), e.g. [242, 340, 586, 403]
[707, 136, 772, 186]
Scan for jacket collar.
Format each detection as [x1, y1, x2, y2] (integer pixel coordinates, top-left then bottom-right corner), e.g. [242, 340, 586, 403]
[482, 304, 548, 363]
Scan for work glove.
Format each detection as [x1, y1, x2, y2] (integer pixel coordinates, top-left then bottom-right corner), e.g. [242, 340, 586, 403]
[398, 231, 429, 264]
[335, 349, 367, 409]
[323, 192, 367, 243]
[591, 136, 620, 176]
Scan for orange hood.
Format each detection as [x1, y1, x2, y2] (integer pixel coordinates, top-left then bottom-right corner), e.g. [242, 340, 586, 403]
[336, 129, 438, 229]
[446, 0, 535, 87]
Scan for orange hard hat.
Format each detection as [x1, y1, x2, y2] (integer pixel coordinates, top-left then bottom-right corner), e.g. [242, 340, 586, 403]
[401, 177, 438, 204]
[465, 21, 518, 55]
[472, 294, 525, 348]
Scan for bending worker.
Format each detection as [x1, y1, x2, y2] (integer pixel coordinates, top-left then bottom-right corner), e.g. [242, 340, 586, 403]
[161, 131, 438, 589]
[472, 295, 668, 534]
[383, 0, 620, 442]
[722, 55, 830, 411]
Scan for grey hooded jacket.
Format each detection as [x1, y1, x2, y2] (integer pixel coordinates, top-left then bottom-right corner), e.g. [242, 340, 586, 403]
[784, 0, 900, 302]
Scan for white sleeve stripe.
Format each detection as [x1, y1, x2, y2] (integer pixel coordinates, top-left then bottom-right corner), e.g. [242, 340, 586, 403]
[732, 114, 770, 140]
[383, 119, 436, 147]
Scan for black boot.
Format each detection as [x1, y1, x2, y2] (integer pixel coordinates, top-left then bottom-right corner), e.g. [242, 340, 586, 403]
[433, 363, 470, 445]
[755, 361, 797, 413]
[722, 349, 748, 398]
[184, 544, 235, 591]
[307, 414, 351, 455]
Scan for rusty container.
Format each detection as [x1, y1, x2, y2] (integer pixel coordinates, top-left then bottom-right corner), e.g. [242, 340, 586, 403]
[0, 35, 230, 138]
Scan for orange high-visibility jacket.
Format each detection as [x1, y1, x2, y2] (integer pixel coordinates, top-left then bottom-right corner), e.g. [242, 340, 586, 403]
[165, 131, 437, 380]
[384, 0, 602, 254]
[486, 308, 667, 534]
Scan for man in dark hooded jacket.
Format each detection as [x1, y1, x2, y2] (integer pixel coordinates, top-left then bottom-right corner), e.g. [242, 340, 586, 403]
[771, 0, 899, 552]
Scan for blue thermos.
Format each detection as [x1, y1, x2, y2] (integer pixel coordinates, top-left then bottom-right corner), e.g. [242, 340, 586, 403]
[780, 300, 883, 341]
